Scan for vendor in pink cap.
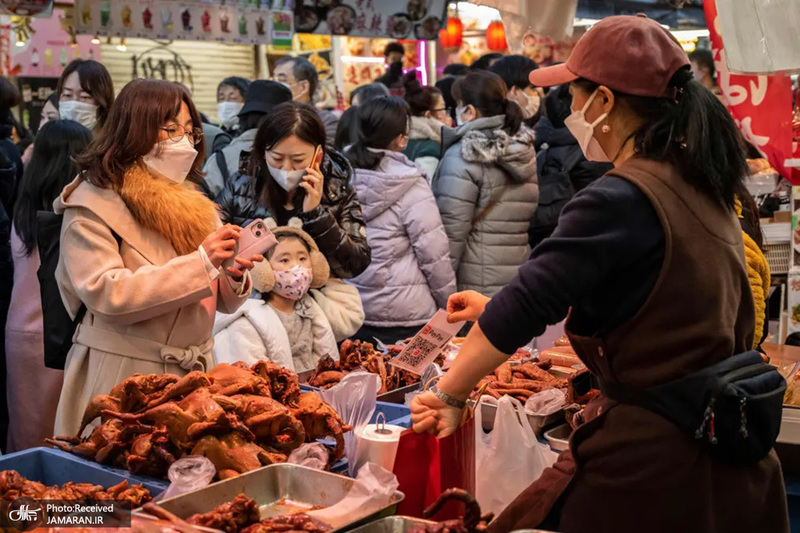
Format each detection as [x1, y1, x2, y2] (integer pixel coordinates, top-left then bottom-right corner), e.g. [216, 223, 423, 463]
[411, 14, 789, 533]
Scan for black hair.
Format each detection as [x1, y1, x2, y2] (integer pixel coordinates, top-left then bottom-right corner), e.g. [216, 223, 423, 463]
[689, 49, 715, 79]
[217, 76, 251, 99]
[239, 112, 270, 132]
[349, 82, 389, 106]
[251, 102, 326, 216]
[543, 83, 572, 128]
[470, 53, 504, 71]
[574, 69, 747, 210]
[267, 231, 312, 259]
[46, 92, 58, 109]
[384, 42, 405, 58]
[452, 70, 522, 134]
[402, 72, 442, 116]
[489, 55, 538, 91]
[57, 59, 114, 131]
[435, 77, 458, 120]
[345, 96, 410, 171]
[443, 63, 469, 76]
[14, 120, 92, 254]
[275, 56, 319, 101]
[0, 77, 20, 113]
[334, 105, 359, 151]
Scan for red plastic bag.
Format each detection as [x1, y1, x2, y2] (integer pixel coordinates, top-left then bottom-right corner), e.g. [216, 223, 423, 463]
[393, 415, 476, 520]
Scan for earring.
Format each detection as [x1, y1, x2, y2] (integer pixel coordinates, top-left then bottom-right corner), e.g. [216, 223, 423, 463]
[601, 124, 611, 133]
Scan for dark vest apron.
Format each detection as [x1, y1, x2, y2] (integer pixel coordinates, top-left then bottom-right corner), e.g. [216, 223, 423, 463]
[489, 158, 788, 533]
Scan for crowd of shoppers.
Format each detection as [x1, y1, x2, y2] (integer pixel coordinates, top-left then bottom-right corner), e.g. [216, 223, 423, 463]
[0, 35, 769, 475]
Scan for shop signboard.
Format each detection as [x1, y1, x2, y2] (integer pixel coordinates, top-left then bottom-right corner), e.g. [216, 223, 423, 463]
[0, 0, 52, 16]
[73, 0, 293, 46]
[17, 76, 58, 133]
[705, 0, 799, 183]
[294, 0, 447, 40]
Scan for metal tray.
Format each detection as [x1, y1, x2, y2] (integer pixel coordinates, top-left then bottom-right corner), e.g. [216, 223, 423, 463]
[544, 423, 572, 452]
[347, 516, 436, 532]
[155, 463, 404, 532]
[471, 400, 565, 437]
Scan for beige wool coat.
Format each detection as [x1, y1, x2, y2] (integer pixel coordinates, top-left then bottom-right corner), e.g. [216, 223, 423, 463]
[53, 166, 251, 437]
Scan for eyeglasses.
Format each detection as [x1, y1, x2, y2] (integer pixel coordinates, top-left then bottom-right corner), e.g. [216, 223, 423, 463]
[161, 124, 204, 145]
[432, 107, 448, 113]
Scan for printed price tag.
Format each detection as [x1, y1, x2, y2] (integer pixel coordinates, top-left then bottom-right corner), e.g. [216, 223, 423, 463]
[390, 310, 465, 375]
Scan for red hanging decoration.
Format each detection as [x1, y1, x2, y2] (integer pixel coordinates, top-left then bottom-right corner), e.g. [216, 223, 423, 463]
[439, 17, 463, 49]
[486, 20, 507, 51]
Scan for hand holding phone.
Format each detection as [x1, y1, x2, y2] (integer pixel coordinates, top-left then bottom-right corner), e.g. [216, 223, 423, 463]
[222, 219, 277, 272]
[301, 146, 325, 213]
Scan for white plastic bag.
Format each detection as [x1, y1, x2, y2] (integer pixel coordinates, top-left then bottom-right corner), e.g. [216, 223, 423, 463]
[403, 363, 443, 406]
[307, 462, 399, 529]
[288, 443, 330, 471]
[524, 388, 566, 417]
[475, 395, 558, 517]
[156, 456, 216, 501]
[318, 371, 381, 476]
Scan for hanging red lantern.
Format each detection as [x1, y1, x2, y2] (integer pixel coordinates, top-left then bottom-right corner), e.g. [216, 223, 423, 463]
[439, 17, 463, 49]
[486, 20, 507, 51]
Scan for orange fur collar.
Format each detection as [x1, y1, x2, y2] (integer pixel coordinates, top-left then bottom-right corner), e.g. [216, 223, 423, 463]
[118, 165, 219, 256]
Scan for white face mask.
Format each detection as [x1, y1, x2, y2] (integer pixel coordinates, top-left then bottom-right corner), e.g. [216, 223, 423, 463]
[142, 136, 198, 184]
[59, 100, 98, 131]
[564, 89, 610, 163]
[267, 162, 306, 192]
[217, 101, 243, 125]
[455, 105, 468, 126]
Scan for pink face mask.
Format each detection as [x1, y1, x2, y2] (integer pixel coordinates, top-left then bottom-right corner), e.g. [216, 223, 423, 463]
[272, 265, 312, 301]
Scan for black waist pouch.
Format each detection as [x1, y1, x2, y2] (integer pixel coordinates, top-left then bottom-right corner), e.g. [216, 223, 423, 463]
[601, 351, 786, 465]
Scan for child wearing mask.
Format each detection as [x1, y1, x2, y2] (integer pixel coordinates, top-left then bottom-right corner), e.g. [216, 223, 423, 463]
[213, 220, 338, 372]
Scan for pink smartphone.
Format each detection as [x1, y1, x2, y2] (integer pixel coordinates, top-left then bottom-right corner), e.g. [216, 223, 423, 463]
[223, 219, 278, 270]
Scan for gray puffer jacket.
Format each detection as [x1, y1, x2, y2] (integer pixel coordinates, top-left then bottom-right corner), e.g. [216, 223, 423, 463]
[350, 150, 456, 327]
[433, 115, 538, 297]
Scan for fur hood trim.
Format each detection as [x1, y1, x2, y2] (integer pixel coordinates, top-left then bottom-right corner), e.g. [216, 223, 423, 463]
[118, 164, 219, 255]
[409, 115, 443, 143]
[459, 120, 537, 183]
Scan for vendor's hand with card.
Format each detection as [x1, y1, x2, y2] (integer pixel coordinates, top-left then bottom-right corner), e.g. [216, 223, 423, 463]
[447, 290, 491, 323]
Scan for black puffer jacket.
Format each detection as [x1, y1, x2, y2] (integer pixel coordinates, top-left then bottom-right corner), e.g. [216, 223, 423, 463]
[215, 149, 371, 280]
[529, 87, 613, 251]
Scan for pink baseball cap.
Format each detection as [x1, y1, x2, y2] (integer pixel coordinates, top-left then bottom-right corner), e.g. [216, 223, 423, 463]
[529, 14, 690, 98]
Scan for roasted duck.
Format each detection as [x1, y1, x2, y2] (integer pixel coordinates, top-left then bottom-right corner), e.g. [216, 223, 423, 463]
[48, 362, 349, 480]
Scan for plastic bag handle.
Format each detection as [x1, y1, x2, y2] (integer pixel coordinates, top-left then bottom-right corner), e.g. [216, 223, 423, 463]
[498, 395, 537, 443]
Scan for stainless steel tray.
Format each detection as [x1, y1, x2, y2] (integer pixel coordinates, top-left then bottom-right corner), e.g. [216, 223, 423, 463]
[471, 400, 565, 437]
[347, 516, 436, 532]
[544, 423, 571, 452]
[156, 463, 403, 532]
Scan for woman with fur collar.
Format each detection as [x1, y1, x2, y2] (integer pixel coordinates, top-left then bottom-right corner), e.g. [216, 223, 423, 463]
[432, 70, 539, 297]
[53, 79, 259, 436]
[402, 74, 451, 182]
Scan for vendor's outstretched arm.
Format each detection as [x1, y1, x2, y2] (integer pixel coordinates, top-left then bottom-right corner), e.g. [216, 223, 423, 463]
[439, 324, 507, 401]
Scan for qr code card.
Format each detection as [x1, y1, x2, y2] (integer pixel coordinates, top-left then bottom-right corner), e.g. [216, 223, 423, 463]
[391, 310, 465, 374]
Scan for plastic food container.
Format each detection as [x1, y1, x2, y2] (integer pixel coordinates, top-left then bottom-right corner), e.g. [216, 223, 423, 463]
[0, 447, 169, 496]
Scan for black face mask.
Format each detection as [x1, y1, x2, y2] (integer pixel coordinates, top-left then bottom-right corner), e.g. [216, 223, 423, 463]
[388, 61, 403, 76]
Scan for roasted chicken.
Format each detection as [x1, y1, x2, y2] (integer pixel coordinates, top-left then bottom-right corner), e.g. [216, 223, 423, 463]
[0, 470, 151, 507]
[49, 361, 350, 480]
[186, 493, 261, 533]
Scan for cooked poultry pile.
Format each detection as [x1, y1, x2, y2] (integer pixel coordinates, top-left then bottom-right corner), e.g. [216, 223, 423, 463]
[147, 494, 331, 533]
[307, 340, 437, 393]
[47, 362, 352, 480]
[410, 489, 493, 533]
[0, 470, 151, 507]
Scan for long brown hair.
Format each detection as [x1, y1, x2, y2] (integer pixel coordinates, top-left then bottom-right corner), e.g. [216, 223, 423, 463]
[77, 79, 205, 189]
[57, 59, 115, 130]
[250, 101, 325, 216]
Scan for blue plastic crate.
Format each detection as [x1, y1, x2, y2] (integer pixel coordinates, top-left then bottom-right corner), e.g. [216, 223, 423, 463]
[371, 401, 411, 428]
[0, 447, 168, 496]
